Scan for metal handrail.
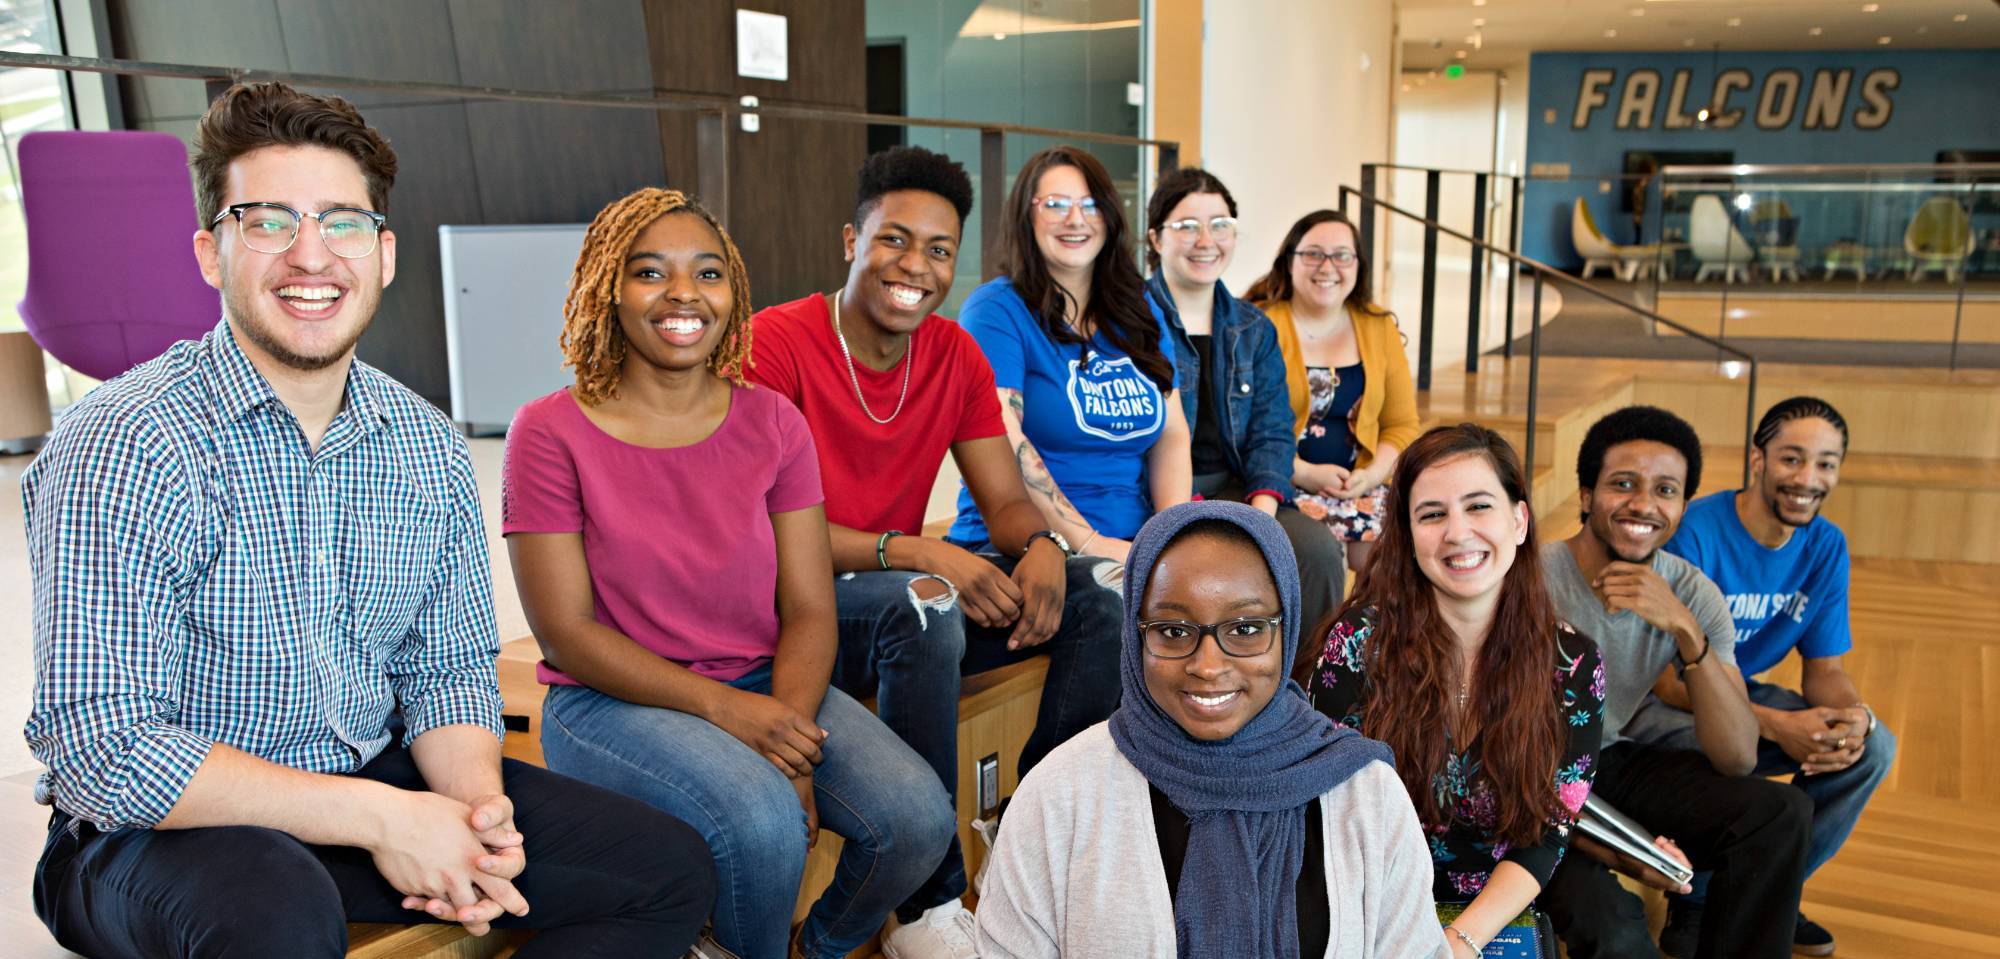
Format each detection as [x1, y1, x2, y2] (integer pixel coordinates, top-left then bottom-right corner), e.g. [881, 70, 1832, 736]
[0, 49, 1180, 281]
[0, 50, 1179, 149]
[3, 50, 1184, 147]
[1661, 161, 2000, 177]
[1364, 162, 1523, 181]
[1340, 184, 1759, 486]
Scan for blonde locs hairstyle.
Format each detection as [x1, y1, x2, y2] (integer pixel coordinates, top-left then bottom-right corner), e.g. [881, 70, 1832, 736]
[559, 187, 753, 405]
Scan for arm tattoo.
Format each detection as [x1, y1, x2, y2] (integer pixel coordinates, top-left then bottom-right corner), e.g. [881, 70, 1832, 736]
[1000, 388, 1087, 528]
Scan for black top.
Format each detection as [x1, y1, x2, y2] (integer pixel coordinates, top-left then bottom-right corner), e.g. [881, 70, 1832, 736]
[1150, 784, 1329, 954]
[1187, 334, 1233, 478]
[1296, 363, 1366, 470]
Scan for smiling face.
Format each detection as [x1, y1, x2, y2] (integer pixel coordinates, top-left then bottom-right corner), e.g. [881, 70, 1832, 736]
[615, 211, 734, 376]
[1288, 220, 1358, 314]
[1409, 453, 1530, 612]
[1751, 416, 1845, 527]
[843, 188, 960, 337]
[1149, 191, 1234, 288]
[1581, 440, 1690, 563]
[1140, 531, 1286, 742]
[1030, 164, 1105, 280]
[193, 144, 395, 372]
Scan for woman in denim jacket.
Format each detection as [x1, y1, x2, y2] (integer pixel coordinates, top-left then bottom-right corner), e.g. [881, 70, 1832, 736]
[1143, 167, 1347, 677]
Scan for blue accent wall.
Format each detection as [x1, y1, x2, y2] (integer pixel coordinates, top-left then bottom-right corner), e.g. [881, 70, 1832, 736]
[1523, 49, 2000, 267]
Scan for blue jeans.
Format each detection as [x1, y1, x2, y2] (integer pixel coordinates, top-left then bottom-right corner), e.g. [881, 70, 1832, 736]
[540, 669, 953, 959]
[1623, 679, 1897, 898]
[832, 549, 1124, 918]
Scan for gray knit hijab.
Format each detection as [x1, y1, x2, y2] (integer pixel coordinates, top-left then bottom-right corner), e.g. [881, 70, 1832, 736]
[1109, 500, 1391, 959]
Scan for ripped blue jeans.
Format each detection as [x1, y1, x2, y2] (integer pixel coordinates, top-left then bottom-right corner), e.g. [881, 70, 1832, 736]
[831, 550, 1125, 921]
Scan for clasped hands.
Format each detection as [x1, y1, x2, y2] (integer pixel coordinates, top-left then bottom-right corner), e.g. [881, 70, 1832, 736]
[1766, 704, 1869, 774]
[373, 791, 529, 936]
[1299, 462, 1385, 501]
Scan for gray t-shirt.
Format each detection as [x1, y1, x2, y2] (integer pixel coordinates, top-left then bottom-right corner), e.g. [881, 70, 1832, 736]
[1541, 541, 1737, 743]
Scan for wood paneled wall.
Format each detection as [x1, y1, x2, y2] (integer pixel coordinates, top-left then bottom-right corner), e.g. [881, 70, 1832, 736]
[643, 0, 867, 312]
[103, 0, 864, 407]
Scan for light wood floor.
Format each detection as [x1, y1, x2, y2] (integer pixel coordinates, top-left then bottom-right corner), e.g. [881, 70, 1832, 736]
[1757, 556, 2000, 956]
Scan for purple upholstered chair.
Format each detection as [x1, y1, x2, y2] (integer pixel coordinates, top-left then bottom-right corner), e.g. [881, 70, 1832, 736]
[17, 130, 221, 382]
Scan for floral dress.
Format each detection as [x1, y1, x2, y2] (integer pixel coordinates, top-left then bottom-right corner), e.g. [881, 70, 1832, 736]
[1308, 605, 1606, 902]
[1293, 363, 1388, 542]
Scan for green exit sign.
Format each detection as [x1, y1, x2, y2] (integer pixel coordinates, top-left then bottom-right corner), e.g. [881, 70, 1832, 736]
[1445, 64, 1465, 79]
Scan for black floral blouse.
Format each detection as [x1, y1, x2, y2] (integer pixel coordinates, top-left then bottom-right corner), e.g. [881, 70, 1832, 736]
[1307, 605, 1606, 902]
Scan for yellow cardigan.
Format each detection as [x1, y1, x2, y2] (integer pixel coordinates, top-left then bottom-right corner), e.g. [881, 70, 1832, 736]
[1261, 299, 1424, 471]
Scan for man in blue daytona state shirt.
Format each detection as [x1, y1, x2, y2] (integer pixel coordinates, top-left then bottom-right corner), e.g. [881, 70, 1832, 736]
[1632, 397, 1894, 958]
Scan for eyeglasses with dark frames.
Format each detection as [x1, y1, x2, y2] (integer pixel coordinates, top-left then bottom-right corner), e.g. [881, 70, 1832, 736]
[209, 202, 388, 259]
[1293, 248, 1358, 269]
[1137, 616, 1284, 659]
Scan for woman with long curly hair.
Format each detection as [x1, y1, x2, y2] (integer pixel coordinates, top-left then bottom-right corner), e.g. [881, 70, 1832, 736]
[947, 145, 1192, 565]
[501, 188, 952, 959]
[1307, 424, 1605, 958]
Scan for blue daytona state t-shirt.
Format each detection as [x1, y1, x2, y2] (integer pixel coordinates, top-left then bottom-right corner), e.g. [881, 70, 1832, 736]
[949, 276, 1178, 544]
[1664, 490, 1852, 677]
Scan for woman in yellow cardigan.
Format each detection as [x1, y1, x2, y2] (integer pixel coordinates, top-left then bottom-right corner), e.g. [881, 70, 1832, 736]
[1246, 209, 1422, 577]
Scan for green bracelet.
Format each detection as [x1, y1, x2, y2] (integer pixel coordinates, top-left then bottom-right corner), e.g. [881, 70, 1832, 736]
[876, 530, 904, 570]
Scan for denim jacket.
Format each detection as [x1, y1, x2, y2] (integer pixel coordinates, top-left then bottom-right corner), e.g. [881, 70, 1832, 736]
[1145, 272, 1297, 502]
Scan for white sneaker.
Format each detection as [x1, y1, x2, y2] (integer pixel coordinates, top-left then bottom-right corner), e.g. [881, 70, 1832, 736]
[682, 927, 743, 959]
[881, 899, 979, 959]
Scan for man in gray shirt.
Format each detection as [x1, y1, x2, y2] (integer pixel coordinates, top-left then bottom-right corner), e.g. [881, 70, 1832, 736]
[1536, 406, 1810, 959]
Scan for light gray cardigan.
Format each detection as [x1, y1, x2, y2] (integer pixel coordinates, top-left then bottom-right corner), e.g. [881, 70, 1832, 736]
[975, 724, 1451, 959]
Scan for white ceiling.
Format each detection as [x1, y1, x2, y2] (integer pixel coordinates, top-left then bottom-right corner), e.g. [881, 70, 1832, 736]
[1398, 0, 2000, 71]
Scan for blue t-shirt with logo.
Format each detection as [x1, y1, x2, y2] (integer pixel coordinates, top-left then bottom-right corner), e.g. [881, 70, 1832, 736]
[1663, 490, 1852, 677]
[949, 276, 1178, 544]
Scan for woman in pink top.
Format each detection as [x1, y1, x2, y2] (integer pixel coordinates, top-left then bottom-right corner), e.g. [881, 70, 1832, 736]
[503, 188, 953, 959]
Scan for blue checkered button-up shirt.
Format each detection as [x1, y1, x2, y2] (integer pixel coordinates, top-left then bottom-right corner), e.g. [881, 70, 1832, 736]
[23, 321, 505, 830]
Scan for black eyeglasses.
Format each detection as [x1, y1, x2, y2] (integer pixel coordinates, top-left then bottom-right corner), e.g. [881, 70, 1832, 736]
[1293, 248, 1358, 268]
[1138, 616, 1283, 659]
[210, 202, 388, 259]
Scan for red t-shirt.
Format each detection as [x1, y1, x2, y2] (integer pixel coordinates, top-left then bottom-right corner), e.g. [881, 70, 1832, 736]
[749, 293, 1005, 535]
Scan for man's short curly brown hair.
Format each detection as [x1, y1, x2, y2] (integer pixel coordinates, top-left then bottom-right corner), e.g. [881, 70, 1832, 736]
[190, 81, 397, 227]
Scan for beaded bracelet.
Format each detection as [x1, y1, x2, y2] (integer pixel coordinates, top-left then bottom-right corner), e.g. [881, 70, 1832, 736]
[1443, 923, 1481, 955]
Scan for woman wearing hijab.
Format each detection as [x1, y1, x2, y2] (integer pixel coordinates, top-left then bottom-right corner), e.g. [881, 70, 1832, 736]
[974, 500, 1447, 959]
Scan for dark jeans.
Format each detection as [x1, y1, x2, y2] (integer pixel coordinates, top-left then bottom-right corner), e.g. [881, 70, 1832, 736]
[1541, 741, 1811, 959]
[832, 549, 1123, 918]
[1624, 680, 1897, 890]
[34, 747, 716, 959]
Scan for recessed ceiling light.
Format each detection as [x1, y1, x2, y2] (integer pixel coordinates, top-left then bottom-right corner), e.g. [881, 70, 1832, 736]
[1861, 2, 1879, 10]
[1955, 13, 1970, 22]
[1604, 28, 1618, 37]
[1402, 83, 1412, 92]
[1809, 26, 1823, 35]
[1473, 17, 1486, 26]
[1727, 17, 1742, 26]
[1630, 8, 1646, 16]
[1878, 35, 1892, 43]
[1473, 0, 1486, 6]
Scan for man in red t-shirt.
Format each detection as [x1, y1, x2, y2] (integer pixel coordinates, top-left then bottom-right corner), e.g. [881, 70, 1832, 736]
[749, 146, 1122, 956]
